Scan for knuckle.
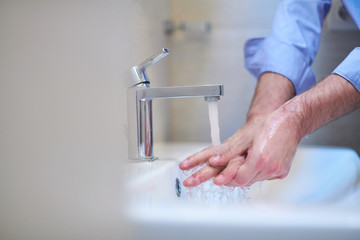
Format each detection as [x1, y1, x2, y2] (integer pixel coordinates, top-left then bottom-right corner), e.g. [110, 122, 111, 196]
[234, 175, 248, 186]
[234, 177, 244, 185]
[255, 153, 270, 170]
[268, 163, 281, 175]
[279, 168, 290, 179]
[255, 155, 285, 177]
[223, 145, 233, 158]
[232, 156, 245, 165]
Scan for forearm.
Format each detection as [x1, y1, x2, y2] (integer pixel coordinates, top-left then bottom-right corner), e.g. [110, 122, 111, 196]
[244, 1, 331, 95]
[279, 74, 360, 137]
[247, 72, 295, 121]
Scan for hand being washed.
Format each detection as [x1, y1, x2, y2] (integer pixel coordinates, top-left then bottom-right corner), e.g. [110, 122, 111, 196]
[179, 108, 302, 187]
[179, 72, 297, 187]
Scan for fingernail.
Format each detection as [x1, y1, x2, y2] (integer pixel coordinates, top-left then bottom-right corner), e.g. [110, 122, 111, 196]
[183, 177, 194, 187]
[216, 174, 224, 181]
[214, 174, 224, 184]
[180, 158, 191, 168]
[209, 155, 220, 164]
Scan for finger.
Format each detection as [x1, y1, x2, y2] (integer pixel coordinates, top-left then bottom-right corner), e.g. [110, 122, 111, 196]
[213, 156, 245, 186]
[223, 168, 271, 187]
[179, 145, 220, 170]
[224, 180, 238, 187]
[245, 158, 291, 185]
[246, 172, 284, 186]
[224, 179, 251, 187]
[183, 164, 222, 187]
[245, 171, 266, 187]
[207, 143, 233, 167]
[233, 162, 258, 187]
[208, 140, 248, 168]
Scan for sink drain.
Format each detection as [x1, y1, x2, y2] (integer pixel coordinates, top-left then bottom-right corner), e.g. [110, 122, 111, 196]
[175, 178, 182, 197]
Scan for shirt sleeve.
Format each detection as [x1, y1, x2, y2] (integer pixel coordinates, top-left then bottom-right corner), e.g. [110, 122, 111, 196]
[244, 0, 331, 94]
[332, 47, 360, 92]
[342, 0, 360, 29]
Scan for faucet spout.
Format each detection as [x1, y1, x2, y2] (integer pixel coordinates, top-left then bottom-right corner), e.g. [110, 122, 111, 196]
[137, 85, 224, 100]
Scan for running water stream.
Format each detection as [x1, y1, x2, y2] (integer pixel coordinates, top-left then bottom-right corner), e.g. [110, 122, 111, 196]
[207, 100, 221, 146]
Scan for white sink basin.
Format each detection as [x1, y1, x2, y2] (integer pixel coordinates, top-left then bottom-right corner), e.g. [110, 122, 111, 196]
[124, 143, 360, 240]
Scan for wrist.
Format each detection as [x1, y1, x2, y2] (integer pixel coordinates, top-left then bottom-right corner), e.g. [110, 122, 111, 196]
[247, 113, 268, 123]
[273, 99, 307, 140]
[247, 72, 296, 121]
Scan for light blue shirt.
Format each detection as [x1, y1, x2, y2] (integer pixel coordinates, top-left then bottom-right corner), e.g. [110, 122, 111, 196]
[245, 0, 360, 94]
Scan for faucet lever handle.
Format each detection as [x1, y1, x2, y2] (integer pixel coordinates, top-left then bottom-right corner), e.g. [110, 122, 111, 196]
[131, 48, 170, 85]
[138, 48, 169, 71]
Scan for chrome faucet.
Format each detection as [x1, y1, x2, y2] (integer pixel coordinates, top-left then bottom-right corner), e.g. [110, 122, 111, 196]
[127, 48, 224, 161]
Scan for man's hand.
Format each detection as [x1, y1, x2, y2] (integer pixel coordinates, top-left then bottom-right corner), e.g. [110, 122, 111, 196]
[179, 107, 302, 187]
[180, 72, 296, 187]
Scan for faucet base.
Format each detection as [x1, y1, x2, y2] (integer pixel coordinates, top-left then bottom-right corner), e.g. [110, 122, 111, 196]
[129, 156, 159, 162]
[144, 156, 158, 162]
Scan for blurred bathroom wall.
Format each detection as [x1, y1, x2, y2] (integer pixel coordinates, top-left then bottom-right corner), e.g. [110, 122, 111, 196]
[167, 0, 360, 154]
[0, 0, 169, 239]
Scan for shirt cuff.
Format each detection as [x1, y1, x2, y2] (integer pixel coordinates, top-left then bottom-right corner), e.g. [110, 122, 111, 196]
[244, 37, 316, 94]
[332, 47, 360, 92]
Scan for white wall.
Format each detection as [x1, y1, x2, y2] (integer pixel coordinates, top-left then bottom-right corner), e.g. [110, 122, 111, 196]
[167, 0, 360, 153]
[0, 0, 169, 239]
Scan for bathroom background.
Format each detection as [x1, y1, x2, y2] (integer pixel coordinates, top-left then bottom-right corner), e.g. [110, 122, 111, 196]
[164, 0, 360, 153]
[0, 0, 359, 239]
